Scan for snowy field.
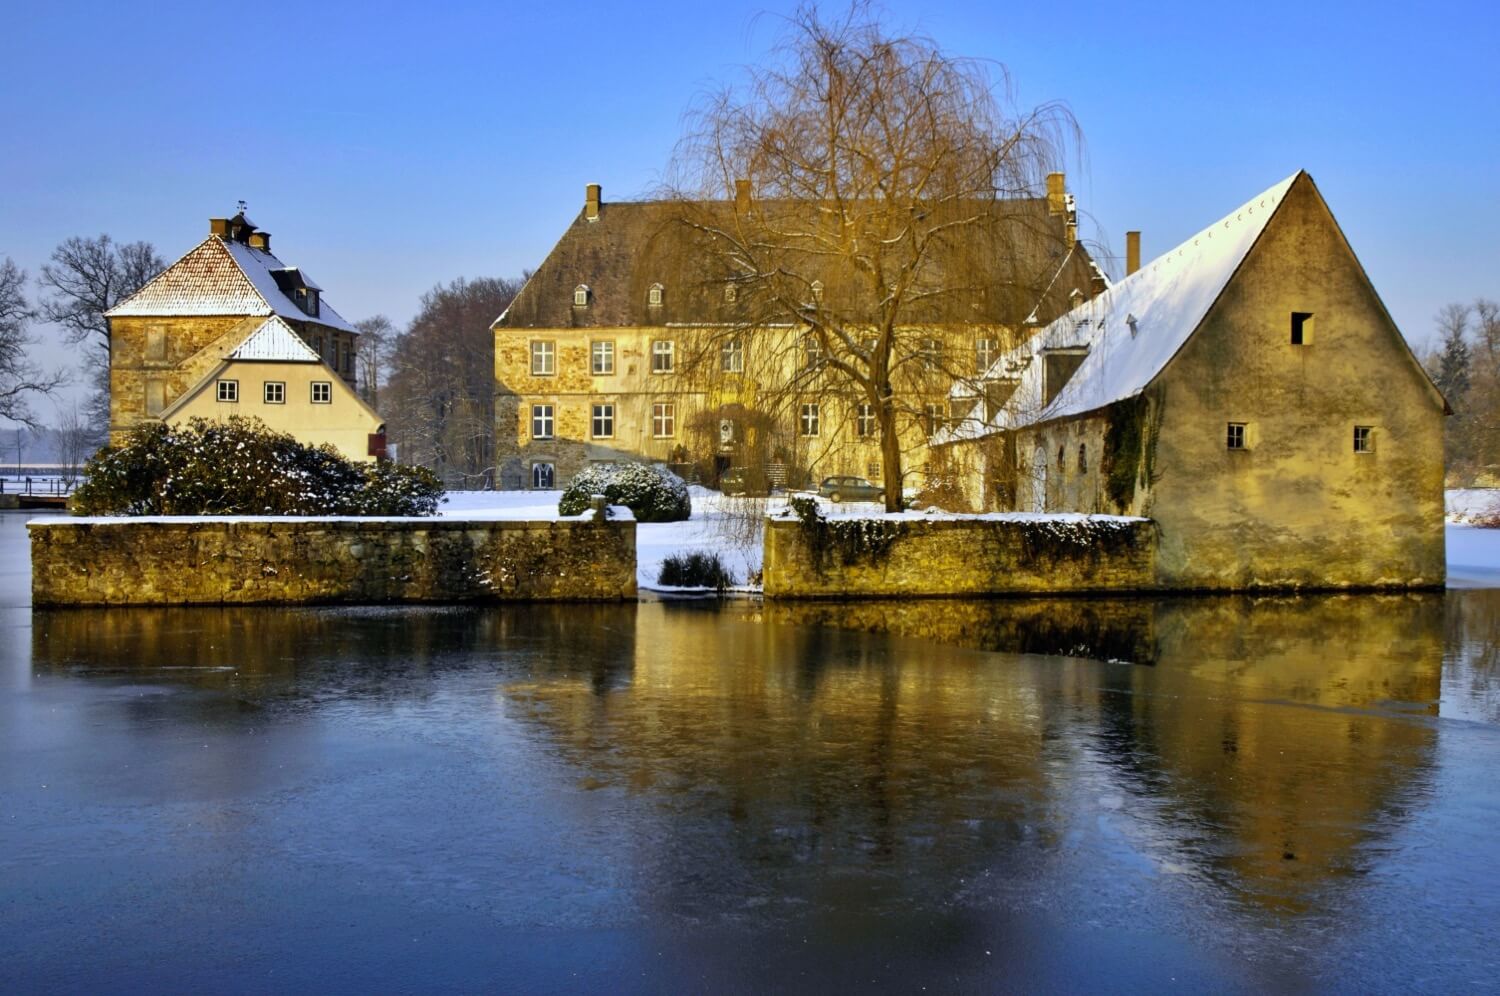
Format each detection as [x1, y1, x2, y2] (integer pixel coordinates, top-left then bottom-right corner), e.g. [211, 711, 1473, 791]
[438, 486, 1500, 591]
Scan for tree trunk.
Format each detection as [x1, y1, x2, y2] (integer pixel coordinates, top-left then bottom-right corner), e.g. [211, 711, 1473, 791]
[879, 400, 903, 513]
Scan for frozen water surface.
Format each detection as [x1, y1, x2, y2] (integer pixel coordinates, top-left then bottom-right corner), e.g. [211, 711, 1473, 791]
[2, 509, 1499, 992]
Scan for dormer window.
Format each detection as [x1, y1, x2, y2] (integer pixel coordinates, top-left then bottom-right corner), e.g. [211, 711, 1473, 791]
[810, 280, 824, 303]
[648, 283, 664, 307]
[573, 285, 590, 307]
[723, 284, 738, 303]
[291, 287, 319, 317]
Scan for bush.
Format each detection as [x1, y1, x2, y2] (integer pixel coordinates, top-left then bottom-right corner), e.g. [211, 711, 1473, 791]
[558, 462, 691, 522]
[72, 417, 444, 516]
[657, 551, 737, 591]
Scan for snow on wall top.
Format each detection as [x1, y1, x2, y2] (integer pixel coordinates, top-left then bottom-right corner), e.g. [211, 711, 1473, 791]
[227, 316, 322, 362]
[106, 236, 358, 334]
[944, 171, 1300, 441]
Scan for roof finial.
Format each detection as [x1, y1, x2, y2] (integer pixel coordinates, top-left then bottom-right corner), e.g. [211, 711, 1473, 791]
[237, 199, 248, 215]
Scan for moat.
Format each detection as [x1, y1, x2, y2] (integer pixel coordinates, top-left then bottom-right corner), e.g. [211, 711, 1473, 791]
[2, 511, 1498, 992]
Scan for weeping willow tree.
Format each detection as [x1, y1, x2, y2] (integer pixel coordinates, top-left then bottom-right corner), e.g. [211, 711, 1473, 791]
[667, 3, 1087, 511]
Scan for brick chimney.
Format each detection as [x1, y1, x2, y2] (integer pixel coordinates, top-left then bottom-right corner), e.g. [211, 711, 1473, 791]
[209, 218, 230, 236]
[585, 183, 601, 221]
[1046, 172, 1066, 215]
[1126, 231, 1141, 276]
[735, 178, 751, 214]
[248, 231, 272, 251]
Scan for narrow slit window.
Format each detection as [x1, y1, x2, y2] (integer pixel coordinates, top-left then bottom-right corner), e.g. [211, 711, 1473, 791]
[1291, 311, 1314, 345]
[1227, 422, 1247, 450]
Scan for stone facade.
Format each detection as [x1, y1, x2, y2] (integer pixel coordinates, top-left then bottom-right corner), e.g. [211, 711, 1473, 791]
[30, 516, 637, 606]
[762, 515, 1156, 598]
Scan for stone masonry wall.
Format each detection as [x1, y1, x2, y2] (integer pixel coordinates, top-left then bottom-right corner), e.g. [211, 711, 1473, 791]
[30, 517, 636, 606]
[762, 516, 1156, 598]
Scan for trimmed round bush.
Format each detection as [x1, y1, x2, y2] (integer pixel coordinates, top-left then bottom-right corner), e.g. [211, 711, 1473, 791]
[72, 416, 444, 516]
[557, 462, 691, 522]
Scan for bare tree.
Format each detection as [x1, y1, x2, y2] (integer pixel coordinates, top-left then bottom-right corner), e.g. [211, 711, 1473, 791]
[354, 314, 394, 410]
[53, 401, 95, 485]
[384, 277, 523, 486]
[0, 258, 67, 429]
[38, 234, 164, 434]
[666, 3, 1082, 511]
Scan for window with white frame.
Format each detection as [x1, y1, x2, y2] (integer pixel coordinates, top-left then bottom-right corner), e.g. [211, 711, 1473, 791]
[800, 403, 820, 436]
[573, 285, 590, 307]
[920, 338, 943, 371]
[532, 462, 555, 489]
[722, 338, 744, 373]
[923, 403, 945, 435]
[264, 381, 286, 404]
[592, 403, 615, 438]
[531, 340, 555, 376]
[975, 337, 997, 374]
[856, 403, 876, 437]
[810, 279, 824, 303]
[723, 284, 737, 303]
[1227, 422, 1247, 450]
[803, 335, 824, 369]
[1353, 425, 1374, 453]
[652, 402, 676, 438]
[648, 283, 664, 307]
[591, 340, 615, 375]
[311, 381, 332, 404]
[651, 339, 675, 374]
[531, 404, 554, 439]
[216, 379, 238, 403]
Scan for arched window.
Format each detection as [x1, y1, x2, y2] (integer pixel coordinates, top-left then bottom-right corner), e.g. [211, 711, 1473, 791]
[648, 283, 664, 307]
[573, 284, 590, 307]
[1078, 443, 1088, 473]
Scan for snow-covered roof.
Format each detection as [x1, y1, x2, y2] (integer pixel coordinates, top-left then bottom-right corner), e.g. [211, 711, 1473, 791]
[943, 171, 1300, 442]
[227, 316, 322, 362]
[107, 235, 358, 334]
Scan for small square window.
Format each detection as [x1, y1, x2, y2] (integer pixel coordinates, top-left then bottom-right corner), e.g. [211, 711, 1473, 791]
[1227, 422, 1247, 450]
[531, 341, 555, 376]
[592, 403, 615, 438]
[1291, 311, 1314, 345]
[532, 404, 554, 439]
[532, 462, 555, 489]
[651, 339, 675, 374]
[311, 381, 332, 404]
[264, 381, 285, 404]
[591, 341, 615, 375]
[1353, 425, 1374, 453]
[216, 379, 239, 403]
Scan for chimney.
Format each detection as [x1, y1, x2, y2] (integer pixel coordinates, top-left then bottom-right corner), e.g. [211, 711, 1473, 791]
[1046, 172, 1066, 215]
[209, 217, 230, 237]
[585, 183, 601, 221]
[1126, 231, 1141, 276]
[248, 231, 271, 252]
[1066, 221, 1077, 248]
[735, 178, 751, 214]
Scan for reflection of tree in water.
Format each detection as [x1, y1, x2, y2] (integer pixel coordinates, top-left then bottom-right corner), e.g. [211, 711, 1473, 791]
[1443, 589, 1500, 724]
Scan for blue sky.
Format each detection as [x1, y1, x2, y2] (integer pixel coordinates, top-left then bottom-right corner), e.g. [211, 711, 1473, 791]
[2, 0, 1496, 412]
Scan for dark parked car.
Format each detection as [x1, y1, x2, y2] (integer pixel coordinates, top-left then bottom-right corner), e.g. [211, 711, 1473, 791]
[817, 476, 884, 502]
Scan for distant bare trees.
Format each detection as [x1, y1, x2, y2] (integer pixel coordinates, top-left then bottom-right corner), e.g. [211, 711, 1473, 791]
[667, 3, 1079, 510]
[1428, 298, 1500, 482]
[383, 276, 523, 487]
[354, 314, 394, 410]
[0, 257, 66, 428]
[38, 234, 164, 437]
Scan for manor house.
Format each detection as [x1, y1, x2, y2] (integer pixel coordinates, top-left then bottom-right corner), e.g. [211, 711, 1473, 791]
[105, 212, 384, 462]
[492, 178, 1102, 490]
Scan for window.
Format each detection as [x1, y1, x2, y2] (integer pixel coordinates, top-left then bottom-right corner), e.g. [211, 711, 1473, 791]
[264, 381, 286, 404]
[810, 279, 824, 303]
[921, 338, 943, 371]
[803, 335, 824, 369]
[856, 403, 876, 437]
[1291, 311, 1314, 345]
[924, 403, 946, 436]
[652, 402, 676, 438]
[343, 343, 353, 375]
[311, 381, 332, 404]
[530, 340, 555, 376]
[591, 340, 615, 375]
[975, 338, 996, 374]
[573, 285, 590, 307]
[592, 403, 615, 438]
[313, 334, 325, 358]
[1057, 445, 1067, 470]
[1227, 422, 1247, 450]
[723, 284, 738, 303]
[651, 339, 675, 374]
[294, 288, 319, 317]
[145, 379, 165, 416]
[800, 403, 820, 436]
[648, 283, 664, 307]
[216, 379, 239, 403]
[531, 404, 554, 439]
[532, 462, 555, 489]
[1078, 443, 1088, 472]
[145, 326, 167, 361]
[720, 338, 745, 373]
[1354, 425, 1374, 453]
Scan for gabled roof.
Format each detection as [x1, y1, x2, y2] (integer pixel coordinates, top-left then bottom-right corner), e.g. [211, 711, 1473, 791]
[496, 196, 1098, 330]
[227, 316, 322, 362]
[107, 234, 358, 334]
[943, 172, 1301, 441]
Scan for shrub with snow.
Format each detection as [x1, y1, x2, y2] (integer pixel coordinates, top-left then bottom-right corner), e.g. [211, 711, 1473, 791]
[557, 462, 691, 522]
[72, 417, 444, 516]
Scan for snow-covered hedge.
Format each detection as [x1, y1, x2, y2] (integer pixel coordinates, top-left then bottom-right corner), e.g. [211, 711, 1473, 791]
[558, 462, 691, 522]
[72, 417, 444, 516]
